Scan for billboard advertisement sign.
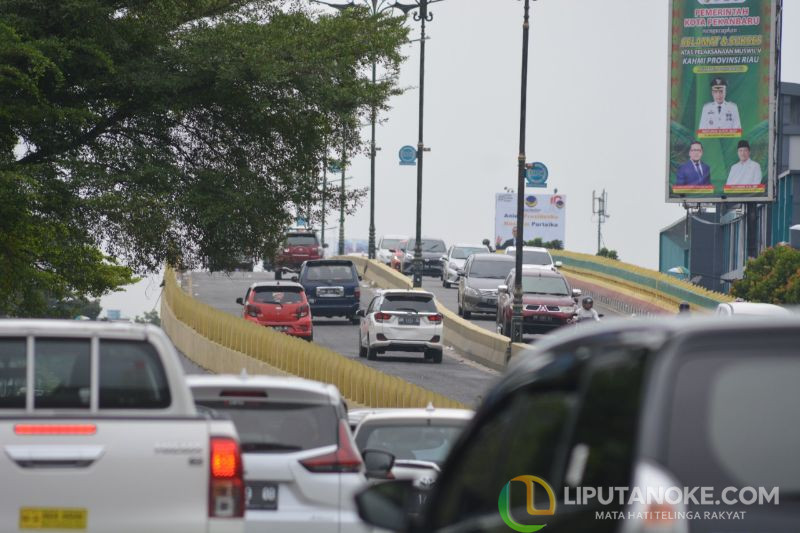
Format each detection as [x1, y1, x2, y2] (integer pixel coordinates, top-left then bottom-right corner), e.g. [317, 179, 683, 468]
[494, 193, 566, 249]
[666, 0, 778, 203]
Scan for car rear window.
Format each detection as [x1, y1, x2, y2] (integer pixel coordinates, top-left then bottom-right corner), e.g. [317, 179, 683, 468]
[452, 247, 487, 260]
[252, 286, 304, 304]
[286, 234, 318, 246]
[195, 401, 338, 452]
[407, 239, 446, 253]
[356, 422, 465, 465]
[380, 238, 406, 250]
[304, 264, 356, 282]
[522, 275, 570, 295]
[381, 295, 437, 313]
[505, 249, 552, 265]
[1, 338, 170, 409]
[667, 352, 800, 494]
[469, 259, 514, 279]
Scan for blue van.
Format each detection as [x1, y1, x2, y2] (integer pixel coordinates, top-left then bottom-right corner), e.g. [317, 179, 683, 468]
[298, 260, 361, 323]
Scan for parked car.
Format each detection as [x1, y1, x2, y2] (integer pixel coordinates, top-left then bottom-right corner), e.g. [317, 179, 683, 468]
[495, 266, 580, 336]
[377, 235, 410, 266]
[503, 245, 561, 270]
[440, 244, 490, 288]
[0, 320, 244, 533]
[398, 238, 447, 277]
[714, 301, 792, 316]
[272, 230, 324, 280]
[357, 289, 443, 363]
[456, 253, 515, 319]
[235, 281, 312, 341]
[299, 259, 361, 323]
[187, 374, 368, 533]
[355, 315, 800, 533]
[352, 406, 474, 488]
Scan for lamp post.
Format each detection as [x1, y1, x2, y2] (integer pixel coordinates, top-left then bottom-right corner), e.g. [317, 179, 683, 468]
[512, 0, 533, 343]
[339, 145, 346, 256]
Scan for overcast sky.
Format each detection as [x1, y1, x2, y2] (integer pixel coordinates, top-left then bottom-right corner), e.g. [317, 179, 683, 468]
[105, 0, 799, 317]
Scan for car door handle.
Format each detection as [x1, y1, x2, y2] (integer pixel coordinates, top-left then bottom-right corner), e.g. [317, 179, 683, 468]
[5, 445, 105, 468]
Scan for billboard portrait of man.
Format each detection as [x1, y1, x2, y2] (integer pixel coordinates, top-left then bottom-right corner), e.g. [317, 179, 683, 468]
[675, 141, 711, 186]
[725, 140, 763, 186]
[697, 77, 742, 135]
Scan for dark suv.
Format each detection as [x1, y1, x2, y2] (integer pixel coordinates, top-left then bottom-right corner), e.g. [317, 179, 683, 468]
[273, 230, 323, 280]
[399, 238, 447, 277]
[299, 259, 361, 323]
[356, 316, 800, 533]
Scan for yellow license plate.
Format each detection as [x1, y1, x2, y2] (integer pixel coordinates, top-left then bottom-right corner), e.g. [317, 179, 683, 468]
[19, 508, 87, 530]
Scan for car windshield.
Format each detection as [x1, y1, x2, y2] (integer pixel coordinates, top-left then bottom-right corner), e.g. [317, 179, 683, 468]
[355, 423, 466, 466]
[304, 264, 355, 282]
[194, 401, 337, 452]
[452, 247, 488, 260]
[470, 260, 514, 279]
[380, 238, 406, 250]
[521, 276, 570, 295]
[286, 234, 317, 246]
[406, 239, 446, 253]
[252, 287, 304, 304]
[381, 295, 437, 313]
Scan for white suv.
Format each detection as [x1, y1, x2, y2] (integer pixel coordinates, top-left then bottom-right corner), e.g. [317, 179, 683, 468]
[356, 290, 444, 363]
[503, 246, 561, 270]
[187, 374, 369, 533]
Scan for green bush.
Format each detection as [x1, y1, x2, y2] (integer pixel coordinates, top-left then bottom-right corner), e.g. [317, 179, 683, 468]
[597, 248, 619, 260]
[732, 246, 800, 304]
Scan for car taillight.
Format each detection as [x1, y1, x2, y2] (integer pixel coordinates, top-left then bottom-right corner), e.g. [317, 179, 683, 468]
[209, 437, 244, 518]
[246, 304, 261, 317]
[15, 424, 97, 436]
[300, 421, 362, 474]
[374, 312, 392, 322]
[354, 288, 361, 300]
[296, 304, 309, 318]
[427, 313, 443, 323]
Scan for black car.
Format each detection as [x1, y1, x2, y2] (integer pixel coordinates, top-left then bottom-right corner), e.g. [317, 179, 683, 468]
[356, 315, 800, 533]
[399, 238, 447, 277]
[298, 259, 361, 323]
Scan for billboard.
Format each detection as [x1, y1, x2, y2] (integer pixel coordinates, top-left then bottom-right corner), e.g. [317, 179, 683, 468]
[666, 0, 778, 203]
[494, 193, 566, 249]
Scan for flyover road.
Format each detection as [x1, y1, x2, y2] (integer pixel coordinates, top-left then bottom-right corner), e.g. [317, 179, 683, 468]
[185, 271, 501, 407]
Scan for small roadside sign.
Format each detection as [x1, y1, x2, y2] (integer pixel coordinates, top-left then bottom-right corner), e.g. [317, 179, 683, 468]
[399, 145, 417, 166]
[525, 162, 548, 188]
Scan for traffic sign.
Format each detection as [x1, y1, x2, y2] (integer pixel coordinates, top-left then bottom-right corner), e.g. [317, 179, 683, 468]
[398, 145, 417, 166]
[525, 162, 548, 188]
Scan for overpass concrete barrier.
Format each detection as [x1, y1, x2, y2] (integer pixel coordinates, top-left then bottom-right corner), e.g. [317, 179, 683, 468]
[161, 268, 466, 409]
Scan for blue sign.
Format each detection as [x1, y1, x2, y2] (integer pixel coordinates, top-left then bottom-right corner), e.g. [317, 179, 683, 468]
[399, 145, 417, 166]
[525, 162, 548, 188]
[106, 309, 121, 320]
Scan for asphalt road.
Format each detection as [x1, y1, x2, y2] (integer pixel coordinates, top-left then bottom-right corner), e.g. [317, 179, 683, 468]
[186, 270, 501, 407]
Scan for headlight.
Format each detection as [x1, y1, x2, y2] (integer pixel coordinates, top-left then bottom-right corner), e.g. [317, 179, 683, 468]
[405, 252, 413, 260]
[558, 306, 576, 313]
[465, 287, 480, 296]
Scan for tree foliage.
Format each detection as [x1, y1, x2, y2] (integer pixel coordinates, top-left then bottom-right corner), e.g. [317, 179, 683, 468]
[597, 248, 619, 260]
[135, 309, 161, 326]
[0, 1, 408, 315]
[731, 245, 800, 304]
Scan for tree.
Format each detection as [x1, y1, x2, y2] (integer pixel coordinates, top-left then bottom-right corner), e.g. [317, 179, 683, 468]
[1, 1, 407, 316]
[732, 245, 800, 304]
[597, 248, 619, 260]
[544, 240, 563, 250]
[135, 309, 161, 327]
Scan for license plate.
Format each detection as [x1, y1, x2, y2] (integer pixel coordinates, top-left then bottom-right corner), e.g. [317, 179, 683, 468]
[318, 287, 343, 297]
[528, 315, 553, 322]
[272, 326, 289, 332]
[246, 482, 278, 511]
[20, 508, 87, 530]
[400, 316, 420, 326]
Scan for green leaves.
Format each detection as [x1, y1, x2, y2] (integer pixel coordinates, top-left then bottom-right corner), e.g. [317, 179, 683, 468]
[1, 1, 407, 315]
[731, 245, 800, 304]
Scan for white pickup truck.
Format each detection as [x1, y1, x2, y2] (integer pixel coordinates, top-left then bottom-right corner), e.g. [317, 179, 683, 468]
[0, 320, 244, 533]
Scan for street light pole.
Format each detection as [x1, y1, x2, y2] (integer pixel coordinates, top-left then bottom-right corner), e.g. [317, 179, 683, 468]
[339, 144, 346, 256]
[513, 0, 532, 343]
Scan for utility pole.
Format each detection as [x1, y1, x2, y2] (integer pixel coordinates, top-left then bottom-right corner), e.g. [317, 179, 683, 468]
[592, 189, 610, 253]
[338, 145, 346, 256]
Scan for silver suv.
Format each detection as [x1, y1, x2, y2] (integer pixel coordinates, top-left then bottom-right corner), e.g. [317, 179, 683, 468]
[456, 253, 515, 319]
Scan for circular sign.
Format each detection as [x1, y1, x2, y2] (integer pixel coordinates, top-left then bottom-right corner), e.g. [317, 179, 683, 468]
[398, 145, 417, 166]
[525, 162, 549, 187]
[525, 195, 538, 207]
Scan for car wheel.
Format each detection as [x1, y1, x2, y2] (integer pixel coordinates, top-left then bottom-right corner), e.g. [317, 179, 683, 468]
[367, 344, 378, 361]
[457, 298, 463, 316]
[306, 334, 313, 342]
[358, 333, 367, 358]
[442, 278, 450, 288]
[425, 349, 443, 364]
[274, 269, 282, 280]
[463, 308, 471, 319]
[349, 315, 360, 325]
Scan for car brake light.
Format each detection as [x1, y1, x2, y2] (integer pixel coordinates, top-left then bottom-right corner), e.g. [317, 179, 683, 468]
[374, 312, 392, 322]
[296, 304, 309, 318]
[427, 313, 443, 323]
[246, 304, 261, 317]
[354, 288, 361, 300]
[15, 424, 97, 436]
[209, 437, 244, 518]
[300, 421, 362, 474]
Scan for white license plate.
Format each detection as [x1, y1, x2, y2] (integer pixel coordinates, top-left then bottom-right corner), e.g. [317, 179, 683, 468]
[400, 316, 420, 326]
[318, 288, 343, 297]
[272, 326, 289, 332]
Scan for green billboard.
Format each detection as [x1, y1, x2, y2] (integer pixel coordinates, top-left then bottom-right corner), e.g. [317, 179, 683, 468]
[667, 0, 778, 203]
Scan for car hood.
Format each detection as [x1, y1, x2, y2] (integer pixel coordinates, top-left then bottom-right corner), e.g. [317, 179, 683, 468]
[448, 258, 466, 268]
[522, 294, 575, 307]
[466, 277, 506, 290]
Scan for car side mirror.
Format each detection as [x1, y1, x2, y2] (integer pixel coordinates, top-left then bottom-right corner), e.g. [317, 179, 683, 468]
[572, 288, 582, 298]
[362, 449, 395, 479]
[356, 309, 366, 317]
[235, 297, 244, 305]
[555, 260, 563, 268]
[291, 275, 299, 282]
[355, 479, 417, 532]
[388, 249, 396, 253]
[440, 255, 447, 262]
[498, 284, 508, 293]
[456, 269, 465, 277]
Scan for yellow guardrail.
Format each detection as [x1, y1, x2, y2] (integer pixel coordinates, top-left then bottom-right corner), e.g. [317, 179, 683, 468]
[163, 267, 466, 409]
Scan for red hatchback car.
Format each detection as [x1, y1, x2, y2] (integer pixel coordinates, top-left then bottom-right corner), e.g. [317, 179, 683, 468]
[236, 281, 313, 341]
[273, 230, 324, 280]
